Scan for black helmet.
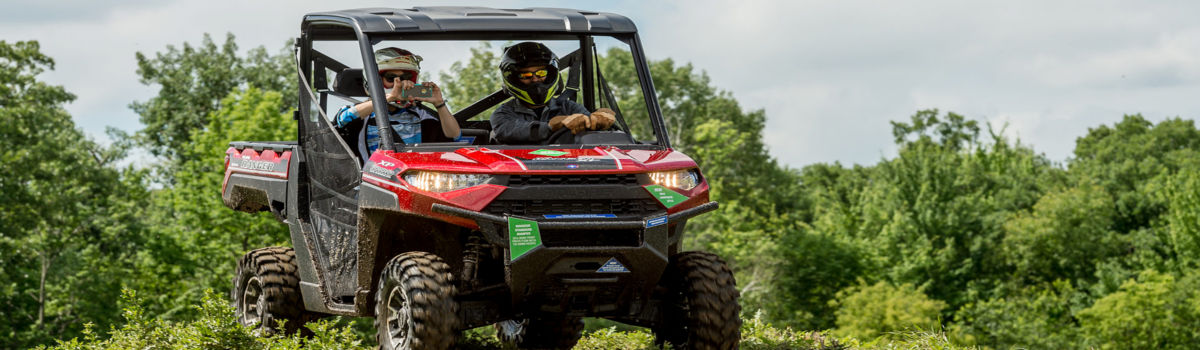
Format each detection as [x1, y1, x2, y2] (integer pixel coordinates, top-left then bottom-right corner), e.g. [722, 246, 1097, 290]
[499, 42, 564, 106]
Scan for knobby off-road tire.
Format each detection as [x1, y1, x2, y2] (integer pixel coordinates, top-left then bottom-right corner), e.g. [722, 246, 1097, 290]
[654, 251, 742, 350]
[516, 316, 585, 350]
[232, 247, 306, 335]
[375, 252, 460, 350]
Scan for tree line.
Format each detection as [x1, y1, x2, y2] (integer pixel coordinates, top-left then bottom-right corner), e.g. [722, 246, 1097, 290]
[3, 34, 1200, 349]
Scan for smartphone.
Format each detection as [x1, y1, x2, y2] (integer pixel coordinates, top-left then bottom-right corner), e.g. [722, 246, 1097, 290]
[400, 84, 434, 99]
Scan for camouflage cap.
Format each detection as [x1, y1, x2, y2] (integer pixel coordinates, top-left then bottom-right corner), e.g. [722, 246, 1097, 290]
[375, 47, 422, 72]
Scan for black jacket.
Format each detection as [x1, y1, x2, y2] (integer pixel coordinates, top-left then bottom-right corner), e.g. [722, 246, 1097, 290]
[489, 98, 589, 144]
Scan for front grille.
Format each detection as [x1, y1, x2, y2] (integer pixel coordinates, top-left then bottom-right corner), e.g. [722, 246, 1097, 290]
[542, 228, 641, 247]
[507, 174, 640, 186]
[484, 198, 662, 217]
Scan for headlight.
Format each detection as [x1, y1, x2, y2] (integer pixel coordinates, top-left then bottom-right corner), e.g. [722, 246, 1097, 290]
[402, 171, 492, 192]
[648, 169, 700, 191]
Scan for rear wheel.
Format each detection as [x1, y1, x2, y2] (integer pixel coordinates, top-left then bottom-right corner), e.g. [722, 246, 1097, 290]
[654, 251, 742, 350]
[232, 247, 306, 335]
[516, 316, 585, 350]
[375, 252, 460, 350]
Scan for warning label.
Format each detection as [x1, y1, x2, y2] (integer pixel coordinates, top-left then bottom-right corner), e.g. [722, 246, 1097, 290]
[508, 218, 542, 261]
[644, 185, 690, 208]
[597, 258, 630, 273]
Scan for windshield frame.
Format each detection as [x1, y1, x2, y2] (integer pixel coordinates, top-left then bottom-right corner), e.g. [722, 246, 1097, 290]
[358, 32, 667, 150]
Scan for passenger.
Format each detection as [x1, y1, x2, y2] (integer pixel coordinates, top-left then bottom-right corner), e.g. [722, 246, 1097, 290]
[490, 42, 616, 144]
[334, 47, 460, 157]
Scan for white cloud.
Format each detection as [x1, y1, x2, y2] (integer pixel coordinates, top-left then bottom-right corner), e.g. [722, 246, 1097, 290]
[3, 0, 1200, 168]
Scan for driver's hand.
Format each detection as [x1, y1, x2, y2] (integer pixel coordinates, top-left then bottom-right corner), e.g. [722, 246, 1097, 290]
[562, 113, 590, 134]
[549, 115, 568, 131]
[590, 108, 616, 130]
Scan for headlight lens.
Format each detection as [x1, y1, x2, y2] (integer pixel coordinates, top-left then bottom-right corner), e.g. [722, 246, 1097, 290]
[402, 171, 492, 192]
[648, 169, 700, 191]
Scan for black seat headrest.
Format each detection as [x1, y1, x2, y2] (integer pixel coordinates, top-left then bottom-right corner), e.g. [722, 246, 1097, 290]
[332, 68, 367, 97]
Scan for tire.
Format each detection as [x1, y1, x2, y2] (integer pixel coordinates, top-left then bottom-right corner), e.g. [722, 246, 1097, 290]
[232, 247, 306, 335]
[375, 252, 460, 350]
[654, 251, 742, 350]
[516, 317, 585, 350]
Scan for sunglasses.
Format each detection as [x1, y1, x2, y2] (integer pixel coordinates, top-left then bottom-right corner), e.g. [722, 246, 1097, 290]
[381, 71, 417, 82]
[516, 69, 549, 79]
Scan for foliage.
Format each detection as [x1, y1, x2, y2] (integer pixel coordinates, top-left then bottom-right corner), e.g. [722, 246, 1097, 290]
[740, 310, 847, 350]
[951, 281, 1084, 349]
[40, 289, 368, 350]
[1001, 185, 1120, 284]
[42, 297, 960, 350]
[134, 87, 295, 319]
[1076, 270, 1200, 349]
[0, 40, 153, 348]
[437, 42, 504, 120]
[130, 33, 294, 165]
[12, 30, 1200, 350]
[1070, 115, 1200, 233]
[831, 281, 946, 340]
[1162, 167, 1200, 269]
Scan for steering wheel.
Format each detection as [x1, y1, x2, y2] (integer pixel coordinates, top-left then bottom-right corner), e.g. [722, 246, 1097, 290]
[542, 127, 575, 145]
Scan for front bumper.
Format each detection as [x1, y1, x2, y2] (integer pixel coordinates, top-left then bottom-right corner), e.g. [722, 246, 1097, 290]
[432, 201, 718, 317]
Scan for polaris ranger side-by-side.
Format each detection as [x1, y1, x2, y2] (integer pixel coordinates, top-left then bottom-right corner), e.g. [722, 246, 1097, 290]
[222, 7, 740, 349]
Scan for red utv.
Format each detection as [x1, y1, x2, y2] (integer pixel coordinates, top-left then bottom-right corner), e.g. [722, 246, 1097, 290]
[222, 7, 740, 349]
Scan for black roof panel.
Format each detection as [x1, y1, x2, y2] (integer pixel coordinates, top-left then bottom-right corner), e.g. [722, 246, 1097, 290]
[303, 7, 637, 36]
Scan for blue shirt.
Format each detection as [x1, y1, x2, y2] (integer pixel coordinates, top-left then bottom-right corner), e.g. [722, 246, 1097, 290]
[335, 104, 454, 154]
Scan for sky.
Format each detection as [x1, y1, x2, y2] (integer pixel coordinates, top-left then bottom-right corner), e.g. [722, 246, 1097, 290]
[3, 0, 1199, 169]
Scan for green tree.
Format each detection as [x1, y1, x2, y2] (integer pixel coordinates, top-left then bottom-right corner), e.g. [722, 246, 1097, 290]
[1161, 167, 1200, 269]
[0, 40, 152, 348]
[1077, 270, 1200, 349]
[131, 33, 294, 163]
[136, 87, 295, 318]
[867, 110, 1059, 310]
[1070, 115, 1200, 233]
[438, 42, 503, 120]
[952, 281, 1085, 349]
[1001, 185, 1120, 284]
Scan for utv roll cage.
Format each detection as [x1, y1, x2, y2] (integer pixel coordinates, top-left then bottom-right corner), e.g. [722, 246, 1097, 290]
[297, 7, 673, 153]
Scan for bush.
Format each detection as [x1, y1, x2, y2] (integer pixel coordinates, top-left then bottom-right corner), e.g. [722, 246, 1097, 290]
[1077, 270, 1200, 349]
[40, 289, 368, 350]
[951, 280, 1084, 348]
[45, 290, 976, 350]
[831, 281, 946, 340]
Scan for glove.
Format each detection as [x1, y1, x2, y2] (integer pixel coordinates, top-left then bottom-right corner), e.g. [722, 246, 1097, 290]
[549, 115, 568, 131]
[551, 114, 591, 134]
[590, 108, 616, 130]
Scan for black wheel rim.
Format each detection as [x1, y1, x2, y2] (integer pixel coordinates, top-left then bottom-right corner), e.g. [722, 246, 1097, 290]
[385, 287, 413, 348]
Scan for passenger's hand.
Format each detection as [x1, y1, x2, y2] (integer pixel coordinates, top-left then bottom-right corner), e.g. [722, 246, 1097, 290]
[384, 77, 410, 103]
[397, 80, 418, 104]
[412, 81, 445, 107]
[562, 113, 590, 134]
[590, 108, 616, 130]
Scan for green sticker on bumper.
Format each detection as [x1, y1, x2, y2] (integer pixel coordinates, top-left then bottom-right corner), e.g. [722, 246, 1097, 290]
[508, 217, 542, 260]
[645, 185, 690, 208]
[529, 149, 569, 157]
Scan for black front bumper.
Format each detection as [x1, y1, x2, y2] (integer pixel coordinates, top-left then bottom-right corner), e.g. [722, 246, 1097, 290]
[431, 201, 718, 317]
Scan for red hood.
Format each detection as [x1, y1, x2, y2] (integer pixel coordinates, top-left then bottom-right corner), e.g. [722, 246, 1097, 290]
[371, 146, 698, 174]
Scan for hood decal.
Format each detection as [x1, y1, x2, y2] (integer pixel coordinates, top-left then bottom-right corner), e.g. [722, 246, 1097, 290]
[522, 156, 619, 170]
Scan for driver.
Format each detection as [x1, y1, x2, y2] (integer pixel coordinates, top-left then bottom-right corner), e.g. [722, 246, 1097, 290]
[334, 47, 461, 158]
[490, 42, 615, 144]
